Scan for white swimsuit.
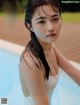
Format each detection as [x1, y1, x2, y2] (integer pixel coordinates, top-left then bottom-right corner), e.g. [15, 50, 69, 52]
[24, 70, 60, 105]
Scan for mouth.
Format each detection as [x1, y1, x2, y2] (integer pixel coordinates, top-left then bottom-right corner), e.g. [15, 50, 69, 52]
[46, 33, 56, 37]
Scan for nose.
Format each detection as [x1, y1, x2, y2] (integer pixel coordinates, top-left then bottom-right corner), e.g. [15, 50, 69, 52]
[48, 22, 54, 32]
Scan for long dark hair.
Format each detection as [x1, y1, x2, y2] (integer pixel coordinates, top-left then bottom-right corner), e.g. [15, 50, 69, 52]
[24, 0, 61, 80]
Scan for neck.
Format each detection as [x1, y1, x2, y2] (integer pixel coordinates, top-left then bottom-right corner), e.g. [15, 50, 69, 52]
[39, 40, 52, 52]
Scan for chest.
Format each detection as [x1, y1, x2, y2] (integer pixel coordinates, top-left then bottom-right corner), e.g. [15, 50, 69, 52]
[44, 49, 59, 76]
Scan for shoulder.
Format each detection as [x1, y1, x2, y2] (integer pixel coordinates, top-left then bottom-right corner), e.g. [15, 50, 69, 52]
[20, 49, 41, 70]
[19, 49, 44, 79]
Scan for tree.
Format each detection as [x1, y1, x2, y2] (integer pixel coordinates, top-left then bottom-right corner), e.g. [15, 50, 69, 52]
[0, 0, 23, 12]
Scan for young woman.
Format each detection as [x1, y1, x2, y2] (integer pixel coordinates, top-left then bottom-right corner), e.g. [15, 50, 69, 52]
[19, 0, 80, 105]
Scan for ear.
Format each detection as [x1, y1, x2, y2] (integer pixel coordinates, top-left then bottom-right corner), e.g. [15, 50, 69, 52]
[25, 22, 34, 32]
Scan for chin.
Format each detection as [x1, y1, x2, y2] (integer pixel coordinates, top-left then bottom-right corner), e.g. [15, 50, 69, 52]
[47, 39, 57, 44]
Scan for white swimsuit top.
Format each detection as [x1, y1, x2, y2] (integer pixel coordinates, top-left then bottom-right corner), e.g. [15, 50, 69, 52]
[24, 70, 60, 105]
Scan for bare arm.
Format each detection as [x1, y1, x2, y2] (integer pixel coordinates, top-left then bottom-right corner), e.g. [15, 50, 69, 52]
[52, 43, 80, 86]
[19, 52, 49, 105]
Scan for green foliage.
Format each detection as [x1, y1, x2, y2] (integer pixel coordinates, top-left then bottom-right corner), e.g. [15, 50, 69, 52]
[0, 0, 27, 12]
[62, 12, 80, 23]
[21, 0, 27, 8]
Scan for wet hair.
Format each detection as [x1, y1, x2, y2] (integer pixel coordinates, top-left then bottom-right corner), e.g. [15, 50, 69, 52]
[24, 0, 61, 80]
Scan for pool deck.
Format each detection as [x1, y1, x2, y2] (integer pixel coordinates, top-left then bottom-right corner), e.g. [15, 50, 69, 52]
[0, 16, 80, 63]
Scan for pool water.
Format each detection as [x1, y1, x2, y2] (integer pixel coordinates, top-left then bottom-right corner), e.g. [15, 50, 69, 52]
[0, 49, 24, 105]
[0, 49, 80, 105]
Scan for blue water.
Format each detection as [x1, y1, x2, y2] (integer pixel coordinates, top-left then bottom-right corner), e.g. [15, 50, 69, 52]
[0, 49, 24, 105]
[0, 49, 80, 105]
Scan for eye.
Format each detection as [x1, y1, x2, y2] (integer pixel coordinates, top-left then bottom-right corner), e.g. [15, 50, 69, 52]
[37, 20, 45, 24]
[52, 18, 59, 22]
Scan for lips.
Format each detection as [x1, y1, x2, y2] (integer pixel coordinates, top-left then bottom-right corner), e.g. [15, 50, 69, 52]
[46, 33, 56, 37]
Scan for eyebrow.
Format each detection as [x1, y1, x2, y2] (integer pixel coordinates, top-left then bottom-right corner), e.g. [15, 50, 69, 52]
[36, 13, 60, 20]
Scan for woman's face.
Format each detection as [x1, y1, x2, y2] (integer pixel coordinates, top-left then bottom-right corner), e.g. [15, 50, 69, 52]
[31, 4, 61, 43]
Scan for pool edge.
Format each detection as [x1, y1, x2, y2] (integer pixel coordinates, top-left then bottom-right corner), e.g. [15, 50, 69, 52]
[0, 39, 80, 68]
[0, 39, 24, 55]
